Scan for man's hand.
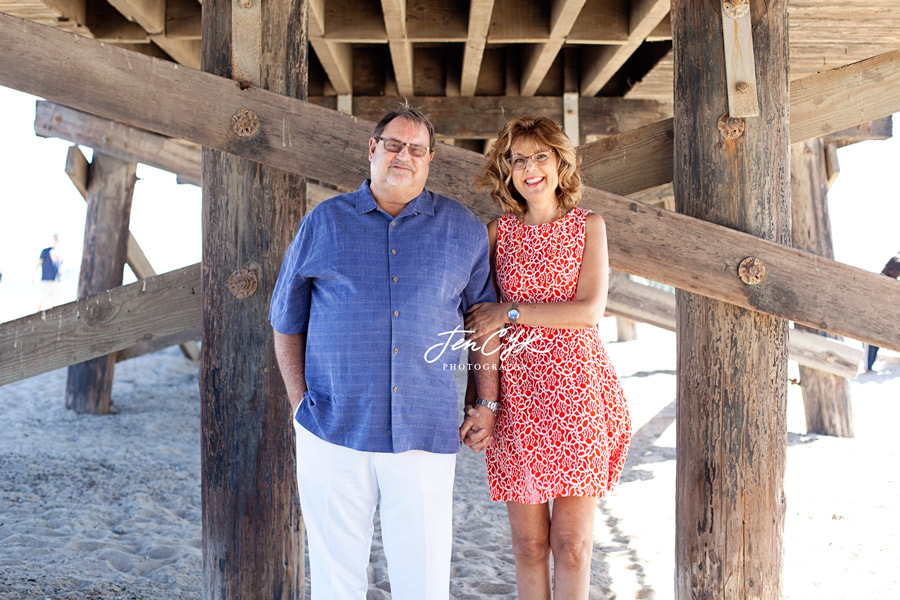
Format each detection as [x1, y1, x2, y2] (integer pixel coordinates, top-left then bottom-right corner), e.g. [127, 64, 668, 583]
[459, 404, 496, 453]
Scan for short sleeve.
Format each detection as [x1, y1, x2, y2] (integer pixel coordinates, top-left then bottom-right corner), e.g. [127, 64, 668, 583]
[460, 221, 497, 312]
[269, 215, 315, 334]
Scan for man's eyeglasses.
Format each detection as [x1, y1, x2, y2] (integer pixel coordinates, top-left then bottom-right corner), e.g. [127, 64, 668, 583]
[507, 149, 556, 170]
[375, 136, 432, 158]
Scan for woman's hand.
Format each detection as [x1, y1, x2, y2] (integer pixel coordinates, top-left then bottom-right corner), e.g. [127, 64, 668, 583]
[464, 302, 509, 339]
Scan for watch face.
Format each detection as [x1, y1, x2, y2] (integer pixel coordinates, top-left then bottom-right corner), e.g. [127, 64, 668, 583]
[508, 308, 520, 319]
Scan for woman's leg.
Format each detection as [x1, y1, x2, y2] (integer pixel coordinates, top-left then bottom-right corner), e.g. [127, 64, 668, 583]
[506, 501, 552, 600]
[549, 496, 597, 599]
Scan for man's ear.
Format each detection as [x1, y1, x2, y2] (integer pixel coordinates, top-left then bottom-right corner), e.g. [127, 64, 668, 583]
[368, 137, 377, 160]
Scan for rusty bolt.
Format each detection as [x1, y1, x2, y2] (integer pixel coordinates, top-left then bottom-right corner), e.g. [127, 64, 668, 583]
[736, 81, 749, 93]
[239, 0, 251, 6]
[718, 113, 745, 140]
[738, 257, 766, 285]
[231, 109, 259, 138]
[227, 265, 259, 299]
[723, 0, 750, 18]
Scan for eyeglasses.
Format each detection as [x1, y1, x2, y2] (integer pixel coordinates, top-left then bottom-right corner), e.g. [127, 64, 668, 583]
[375, 136, 432, 158]
[507, 149, 556, 170]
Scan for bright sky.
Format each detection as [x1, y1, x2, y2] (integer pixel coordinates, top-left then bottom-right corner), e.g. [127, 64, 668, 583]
[0, 85, 898, 323]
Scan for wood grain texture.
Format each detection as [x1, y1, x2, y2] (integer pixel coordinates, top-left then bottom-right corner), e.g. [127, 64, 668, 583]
[65, 152, 136, 414]
[200, 0, 306, 597]
[672, 0, 789, 597]
[2, 12, 899, 351]
[606, 276, 861, 379]
[0, 264, 200, 387]
[791, 137, 855, 437]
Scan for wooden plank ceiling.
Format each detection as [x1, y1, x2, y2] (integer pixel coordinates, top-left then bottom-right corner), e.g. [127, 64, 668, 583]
[2, 0, 899, 125]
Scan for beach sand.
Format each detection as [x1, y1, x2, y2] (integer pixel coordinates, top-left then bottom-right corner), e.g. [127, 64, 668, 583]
[1, 322, 898, 599]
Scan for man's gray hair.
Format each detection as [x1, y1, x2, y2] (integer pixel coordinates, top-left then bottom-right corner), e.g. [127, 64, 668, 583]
[374, 100, 436, 151]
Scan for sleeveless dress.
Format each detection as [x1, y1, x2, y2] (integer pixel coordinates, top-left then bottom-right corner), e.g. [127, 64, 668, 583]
[484, 207, 632, 504]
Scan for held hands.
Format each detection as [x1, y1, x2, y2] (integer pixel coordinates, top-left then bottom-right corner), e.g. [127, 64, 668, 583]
[459, 404, 495, 453]
[464, 302, 509, 340]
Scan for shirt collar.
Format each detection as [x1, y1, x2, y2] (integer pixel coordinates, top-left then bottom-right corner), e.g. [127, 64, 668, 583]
[355, 179, 435, 217]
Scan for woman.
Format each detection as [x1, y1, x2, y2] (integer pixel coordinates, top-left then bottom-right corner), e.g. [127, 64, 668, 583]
[464, 117, 632, 599]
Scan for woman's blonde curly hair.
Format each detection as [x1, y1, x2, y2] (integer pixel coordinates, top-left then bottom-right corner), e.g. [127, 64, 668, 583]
[477, 116, 583, 217]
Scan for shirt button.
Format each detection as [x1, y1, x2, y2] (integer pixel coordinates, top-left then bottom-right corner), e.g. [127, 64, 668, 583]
[392, 277, 399, 282]
[391, 221, 397, 227]
[391, 249, 397, 254]
[393, 310, 399, 316]
[393, 348, 399, 354]
[393, 386, 398, 392]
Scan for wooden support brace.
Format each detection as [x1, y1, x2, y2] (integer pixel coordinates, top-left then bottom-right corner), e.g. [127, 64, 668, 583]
[563, 91, 580, 146]
[0, 264, 201, 387]
[231, 0, 261, 87]
[63, 145, 200, 361]
[606, 276, 862, 379]
[720, 0, 759, 117]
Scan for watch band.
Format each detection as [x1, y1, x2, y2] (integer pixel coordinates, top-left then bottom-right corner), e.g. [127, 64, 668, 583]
[475, 397, 500, 416]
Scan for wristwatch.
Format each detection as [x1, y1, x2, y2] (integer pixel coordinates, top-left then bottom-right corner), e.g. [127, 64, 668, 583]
[507, 302, 520, 325]
[475, 397, 500, 416]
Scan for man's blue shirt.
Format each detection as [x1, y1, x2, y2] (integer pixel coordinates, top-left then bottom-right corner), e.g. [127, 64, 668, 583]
[269, 181, 495, 454]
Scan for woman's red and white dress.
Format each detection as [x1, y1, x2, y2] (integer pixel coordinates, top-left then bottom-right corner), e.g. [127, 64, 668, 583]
[485, 207, 632, 504]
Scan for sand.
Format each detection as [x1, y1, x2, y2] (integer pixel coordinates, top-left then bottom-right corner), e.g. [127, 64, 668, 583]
[1, 322, 899, 599]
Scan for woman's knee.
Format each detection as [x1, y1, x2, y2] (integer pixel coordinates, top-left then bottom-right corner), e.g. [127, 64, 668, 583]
[512, 535, 552, 565]
[550, 532, 592, 569]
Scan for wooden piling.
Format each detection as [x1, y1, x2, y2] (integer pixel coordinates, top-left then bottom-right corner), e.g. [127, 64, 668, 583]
[200, 0, 308, 597]
[65, 153, 136, 414]
[672, 0, 789, 597]
[791, 137, 855, 437]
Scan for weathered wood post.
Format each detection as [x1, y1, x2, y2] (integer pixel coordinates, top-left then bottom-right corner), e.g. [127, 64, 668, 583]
[65, 153, 136, 414]
[672, 0, 789, 597]
[790, 138, 854, 437]
[200, 0, 308, 597]
[610, 272, 638, 341]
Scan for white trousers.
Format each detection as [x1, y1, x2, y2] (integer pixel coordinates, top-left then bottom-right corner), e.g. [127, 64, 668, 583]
[294, 422, 457, 600]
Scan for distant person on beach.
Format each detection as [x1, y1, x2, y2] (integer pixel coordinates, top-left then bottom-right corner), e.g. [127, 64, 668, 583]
[866, 252, 900, 371]
[270, 103, 499, 599]
[465, 117, 632, 599]
[33, 234, 63, 310]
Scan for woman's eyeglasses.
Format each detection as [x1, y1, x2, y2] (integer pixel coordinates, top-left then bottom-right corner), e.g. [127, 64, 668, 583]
[375, 136, 432, 158]
[507, 149, 556, 170]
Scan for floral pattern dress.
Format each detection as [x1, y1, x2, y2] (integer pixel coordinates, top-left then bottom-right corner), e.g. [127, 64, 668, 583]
[485, 207, 632, 504]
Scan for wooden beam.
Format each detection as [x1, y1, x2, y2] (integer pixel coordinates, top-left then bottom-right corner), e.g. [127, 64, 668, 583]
[822, 117, 892, 147]
[578, 49, 900, 196]
[150, 36, 201, 69]
[791, 137, 854, 436]
[3, 13, 899, 351]
[580, 0, 670, 96]
[460, 0, 495, 96]
[0, 264, 200, 387]
[105, 0, 165, 34]
[116, 326, 200, 362]
[63, 143, 199, 361]
[791, 49, 900, 143]
[380, 0, 414, 96]
[308, 0, 353, 94]
[673, 0, 789, 594]
[315, 95, 673, 139]
[519, 0, 586, 96]
[38, 102, 202, 186]
[606, 276, 861, 380]
[200, 0, 306, 595]
[165, 0, 201, 40]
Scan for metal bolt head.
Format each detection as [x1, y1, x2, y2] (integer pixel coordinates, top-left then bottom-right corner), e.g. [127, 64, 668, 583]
[723, 0, 750, 18]
[231, 109, 259, 138]
[738, 257, 766, 285]
[227, 265, 259, 299]
[718, 113, 745, 140]
[736, 81, 750, 93]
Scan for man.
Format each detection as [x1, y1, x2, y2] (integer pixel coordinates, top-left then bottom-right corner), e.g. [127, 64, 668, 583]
[33, 234, 63, 310]
[270, 104, 500, 599]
